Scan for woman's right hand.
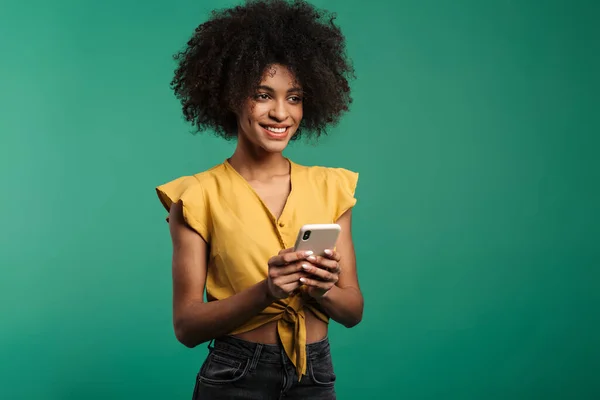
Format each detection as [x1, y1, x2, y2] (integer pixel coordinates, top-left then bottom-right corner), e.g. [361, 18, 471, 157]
[266, 248, 314, 299]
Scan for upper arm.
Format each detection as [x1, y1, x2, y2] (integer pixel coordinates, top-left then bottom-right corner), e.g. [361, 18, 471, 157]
[168, 201, 208, 315]
[334, 208, 361, 291]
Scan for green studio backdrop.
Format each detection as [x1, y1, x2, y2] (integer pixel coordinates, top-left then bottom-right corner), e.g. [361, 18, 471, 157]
[1, 0, 598, 399]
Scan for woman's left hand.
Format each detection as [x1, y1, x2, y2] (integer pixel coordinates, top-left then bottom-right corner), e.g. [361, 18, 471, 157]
[299, 249, 342, 299]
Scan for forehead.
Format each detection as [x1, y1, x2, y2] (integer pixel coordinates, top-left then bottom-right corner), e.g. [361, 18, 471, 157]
[260, 64, 300, 89]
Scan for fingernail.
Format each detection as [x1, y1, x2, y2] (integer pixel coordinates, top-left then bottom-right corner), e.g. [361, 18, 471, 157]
[324, 249, 333, 256]
[300, 278, 307, 283]
[304, 251, 313, 256]
[307, 255, 316, 262]
[301, 263, 310, 270]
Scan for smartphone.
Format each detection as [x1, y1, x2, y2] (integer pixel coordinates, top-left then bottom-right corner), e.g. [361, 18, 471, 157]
[293, 224, 341, 256]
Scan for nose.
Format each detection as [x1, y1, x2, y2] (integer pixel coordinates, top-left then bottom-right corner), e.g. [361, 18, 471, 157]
[269, 99, 289, 122]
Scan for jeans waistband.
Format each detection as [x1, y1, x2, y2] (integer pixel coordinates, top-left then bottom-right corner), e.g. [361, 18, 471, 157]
[210, 335, 331, 365]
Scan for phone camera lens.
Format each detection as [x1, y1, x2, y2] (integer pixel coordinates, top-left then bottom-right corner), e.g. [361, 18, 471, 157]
[302, 231, 311, 240]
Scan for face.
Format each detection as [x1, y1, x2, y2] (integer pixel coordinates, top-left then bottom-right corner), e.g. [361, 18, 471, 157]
[236, 64, 303, 154]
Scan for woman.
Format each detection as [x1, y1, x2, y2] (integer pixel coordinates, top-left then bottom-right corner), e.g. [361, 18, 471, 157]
[155, 0, 363, 398]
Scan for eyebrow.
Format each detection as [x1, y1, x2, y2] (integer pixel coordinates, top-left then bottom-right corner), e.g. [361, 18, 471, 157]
[257, 85, 303, 94]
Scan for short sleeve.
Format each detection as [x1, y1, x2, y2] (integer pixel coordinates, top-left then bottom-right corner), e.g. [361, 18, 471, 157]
[155, 176, 211, 242]
[329, 168, 359, 221]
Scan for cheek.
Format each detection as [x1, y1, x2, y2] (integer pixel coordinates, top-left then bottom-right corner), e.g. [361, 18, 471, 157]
[293, 107, 303, 122]
[239, 103, 259, 124]
[237, 108, 248, 126]
[248, 104, 269, 123]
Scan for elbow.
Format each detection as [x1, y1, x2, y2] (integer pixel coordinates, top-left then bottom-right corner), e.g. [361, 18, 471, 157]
[344, 320, 361, 329]
[343, 314, 363, 328]
[174, 319, 204, 348]
[343, 303, 364, 328]
[177, 335, 198, 349]
[174, 325, 197, 348]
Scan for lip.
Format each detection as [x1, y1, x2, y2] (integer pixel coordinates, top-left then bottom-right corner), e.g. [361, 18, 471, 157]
[260, 124, 291, 140]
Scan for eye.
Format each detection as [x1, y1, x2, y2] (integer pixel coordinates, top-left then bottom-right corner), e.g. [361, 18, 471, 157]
[289, 96, 303, 103]
[255, 93, 270, 100]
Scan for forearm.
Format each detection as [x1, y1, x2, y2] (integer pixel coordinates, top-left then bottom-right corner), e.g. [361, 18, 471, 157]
[174, 279, 275, 347]
[316, 285, 363, 328]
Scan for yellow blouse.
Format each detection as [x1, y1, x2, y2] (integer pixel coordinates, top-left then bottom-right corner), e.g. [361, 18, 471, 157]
[155, 158, 358, 378]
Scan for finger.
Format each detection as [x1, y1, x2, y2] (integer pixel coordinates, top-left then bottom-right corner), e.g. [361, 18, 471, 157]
[270, 250, 313, 266]
[300, 263, 338, 282]
[278, 247, 295, 255]
[282, 250, 314, 263]
[300, 277, 334, 290]
[323, 249, 342, 262]
[268, 254, 291, 267]
[276, 271, 309, 286]
[281, 281, 305, 297]
[306, 255, 339, 272]
[270, 261, 312, 278]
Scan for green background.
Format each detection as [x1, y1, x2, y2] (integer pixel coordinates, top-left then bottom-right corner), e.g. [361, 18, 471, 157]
[1, 0, 598, 399]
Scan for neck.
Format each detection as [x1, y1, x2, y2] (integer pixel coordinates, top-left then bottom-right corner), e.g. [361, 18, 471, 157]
[228, 136, 290, 181]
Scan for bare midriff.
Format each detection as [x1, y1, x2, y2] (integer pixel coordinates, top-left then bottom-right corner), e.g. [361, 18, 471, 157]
[232, 308, 328, 344]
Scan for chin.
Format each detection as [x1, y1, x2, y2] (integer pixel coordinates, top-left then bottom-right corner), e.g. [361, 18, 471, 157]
[256, 126, 296, 152]
[258, 138, 291, 153]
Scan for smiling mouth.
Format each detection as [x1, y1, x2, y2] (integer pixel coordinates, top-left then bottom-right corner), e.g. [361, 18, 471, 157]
[260, 124, 291, 138]
[261, 125, 289, 134]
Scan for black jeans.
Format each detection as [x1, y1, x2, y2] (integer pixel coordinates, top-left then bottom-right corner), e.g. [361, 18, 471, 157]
[192, 335, 337, 399]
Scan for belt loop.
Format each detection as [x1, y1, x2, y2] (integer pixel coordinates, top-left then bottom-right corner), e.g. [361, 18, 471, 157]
[249, 343, 263, 371]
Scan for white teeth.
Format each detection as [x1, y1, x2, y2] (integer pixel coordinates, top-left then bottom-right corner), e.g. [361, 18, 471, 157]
[264, 126, 287, 133]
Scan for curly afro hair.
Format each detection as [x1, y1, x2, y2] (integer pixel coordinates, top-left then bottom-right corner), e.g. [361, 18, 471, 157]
[170, 0, 355, 140]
